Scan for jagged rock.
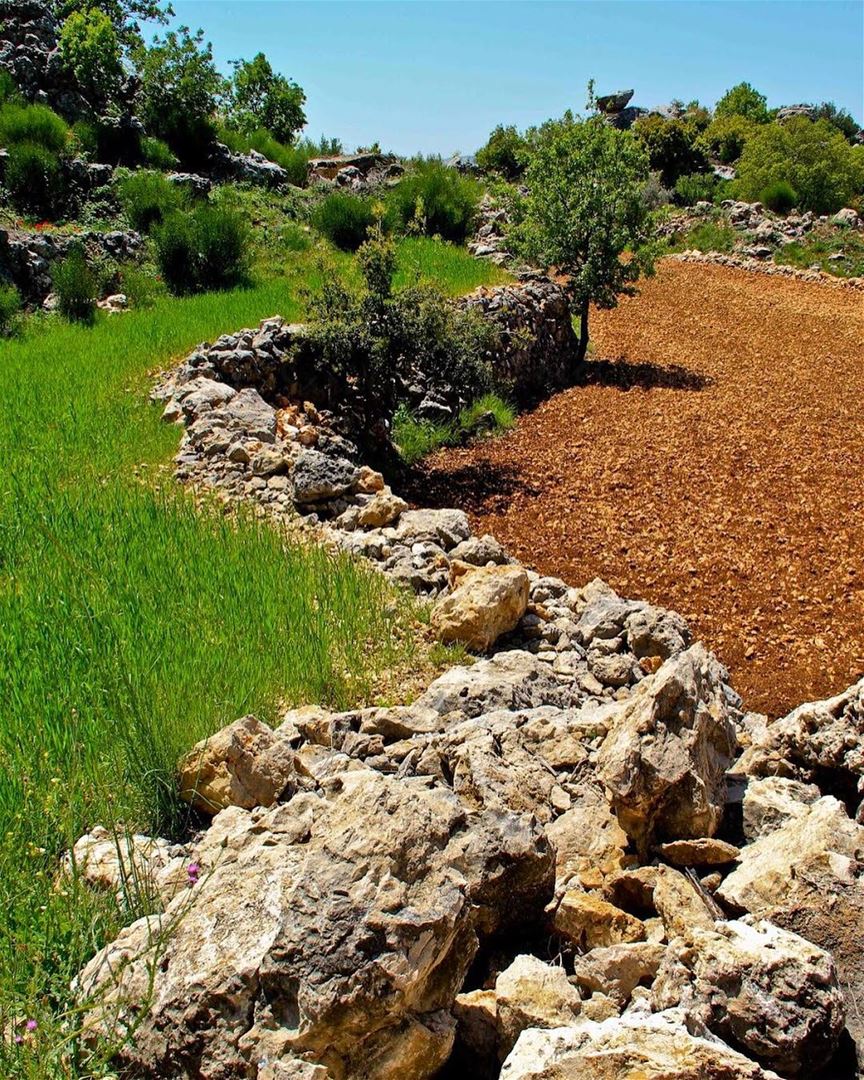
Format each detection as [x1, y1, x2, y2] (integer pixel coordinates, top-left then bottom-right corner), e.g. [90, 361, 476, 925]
[431, 563, 529, 652]
[394, 508, 471, 549]
[76, 770, 554, 1079]
[292, 449, 360, 503]
[176, 376, 236, 418]
[596, 89, 635, 113]
[499, 1010, 783, 1079]
[657, 837, 740, 867]
[551, 889, 646, 949]
[607, 865, 715, 940]
[222, 387, 278, 442]
[735, 675, 864, 817]
[357, 489, 408, 528]
[452, 988, 498, 1064]
[177, 714, 299, 814]
[545, 784, 630, 890]
[494, 955, 581, 1058]
[740, 775, 821, 840]
[596, 644, 738, 850]
[451, 534, 510, 566]
[63, 825, 188, 903]
[251, 445, 293, 476]
[570, 942, 666, 1005]
[653, 918, 846, 1076]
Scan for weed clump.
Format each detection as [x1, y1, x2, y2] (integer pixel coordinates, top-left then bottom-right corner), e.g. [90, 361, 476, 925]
[153, 204, 250, 294]
[53, 248, 97, 323]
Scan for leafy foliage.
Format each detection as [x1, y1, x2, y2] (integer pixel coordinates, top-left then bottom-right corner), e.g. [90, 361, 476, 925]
[512, 112, 655, 362]
[760, 179, 798, 213]
[387, 159, 480, 242]
[140, 134, 178, 169]
[116, 168, 185, 231]
[737, 117, 864, 213]
[53, 0, 172, 47]
[0, 101, 68, 153]
[674, 171, 719, 206]
[226, 52, 306, 144]
[698, 114, 756, 164]
[312, 191, 376, 251]
[53, 247, 97, 322]
[476, 124, 527, 179]
[633, 112, 708, 186]
[715, 81, 770, 124]
[152, 204, 250, 294]
[58, 7, 124, 102]
[4, 142, 64, 215]
[132, 26, 224, 164]
[813, 101, 861, 143]
[393, 393, 516, 464]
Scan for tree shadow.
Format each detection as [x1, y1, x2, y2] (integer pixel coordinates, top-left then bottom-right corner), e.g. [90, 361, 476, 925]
[578, 357, 713, 391]
[401, 460, 534, 511]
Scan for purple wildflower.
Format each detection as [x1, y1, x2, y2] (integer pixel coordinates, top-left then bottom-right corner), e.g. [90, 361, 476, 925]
[187, 862, 200, 886]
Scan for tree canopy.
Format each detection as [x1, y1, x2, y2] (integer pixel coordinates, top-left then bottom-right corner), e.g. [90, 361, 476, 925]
[512, 113, 655, 364]
[54, 0, 172, 46]
[226, 52, 306, 144]
[715, 82, 770, 124]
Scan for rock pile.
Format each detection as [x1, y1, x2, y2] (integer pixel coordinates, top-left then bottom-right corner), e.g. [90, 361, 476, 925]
[307, 152, 405, 191]
[71, 315, 864, 1076]
[468, 194, 513, 265]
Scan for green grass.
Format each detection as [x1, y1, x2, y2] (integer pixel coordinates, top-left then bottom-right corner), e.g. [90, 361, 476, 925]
[666, 219, 738, 254]
[772, 227, 864, 278]
[392, 236, 512, 294]
[0, 263, 424, 1076]
[393, 392, 517, 465]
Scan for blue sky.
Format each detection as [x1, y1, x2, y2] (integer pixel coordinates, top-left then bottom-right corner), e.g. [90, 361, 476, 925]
[167, 1, 864, 155]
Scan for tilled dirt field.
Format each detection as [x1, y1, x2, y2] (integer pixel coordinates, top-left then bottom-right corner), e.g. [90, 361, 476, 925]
[415, 260, 864, 717]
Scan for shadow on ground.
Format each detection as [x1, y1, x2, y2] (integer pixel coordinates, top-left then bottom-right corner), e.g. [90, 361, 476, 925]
[402, 460, 534, 511]
[580, 356, 713, 391]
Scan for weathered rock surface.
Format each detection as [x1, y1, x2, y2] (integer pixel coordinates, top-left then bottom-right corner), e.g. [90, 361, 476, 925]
[76, 770, 553, 1079]
[653, 918, 846, 1075]
[493, 955, 581, 1058]
[431, 563, 529, 652]
[596, 644, 739, 850]
[499, 1011, 783, 1079]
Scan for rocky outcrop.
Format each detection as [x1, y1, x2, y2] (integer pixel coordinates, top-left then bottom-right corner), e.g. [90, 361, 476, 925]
[207, 142, 289, 187]
[307, 153, 404, 191]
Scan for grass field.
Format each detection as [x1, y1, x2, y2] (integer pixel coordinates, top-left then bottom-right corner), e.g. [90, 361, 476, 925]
[0, 238, 505, 1076]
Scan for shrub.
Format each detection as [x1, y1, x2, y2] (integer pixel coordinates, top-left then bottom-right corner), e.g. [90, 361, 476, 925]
[677, 220, 737, 253]
[116, 169, 184, 232]
[0, 283, 21, 333]
[141, 135, 178, 169]
[0, 102, 68, 153]
[715, 82, 770, 124]
[0, 70, 20, 105]
[387, 159, 480, 242]
[118, 264, 165, 307]
[737, 117, 863, 213]
[632, 113, 708, 187]
[53, 247, 97, 322]
[152, 204, 250, 294]
[58, 8, 124, 103]
[476, 124, 527, 179]
[70, 119, 99, 157]
[674, 172, 718, 205]
[639, 171, 673, 210]
[312, 191, 376, 251]
[4, 142, 64, 216]
[760, 180, 798, 214]
[814, 102, 861, 143]
[698, 114, 756, 164]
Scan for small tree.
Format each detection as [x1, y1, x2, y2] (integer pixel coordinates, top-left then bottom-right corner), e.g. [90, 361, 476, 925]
[476, 124, 527, 179]
[632, 112, 708, 186]
[59, 8, 125, 103]
[54, 0, 172, 48]
[512, 112, 655, 365]
[715, 82, 770, 124]
[226, 52, 306, 144]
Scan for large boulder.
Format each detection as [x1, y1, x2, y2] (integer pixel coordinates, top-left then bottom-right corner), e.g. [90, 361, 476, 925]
[596, 644, 738, 850]
[493, 954, 582, 1058]
[75, 770, 553, 1079]
[499, 1011, 783, 1079]
[653, 918, 846, 1075]
[292, 449, 360, 504]
[431, 563, 529, 652]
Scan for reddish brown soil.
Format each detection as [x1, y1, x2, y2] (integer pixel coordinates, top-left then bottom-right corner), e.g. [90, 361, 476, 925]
[415, 261, 864, 717]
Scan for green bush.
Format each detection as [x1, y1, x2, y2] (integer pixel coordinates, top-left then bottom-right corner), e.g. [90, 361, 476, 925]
[674, 172, 718, 205]
[476, 124, 527, 179]
[632, 113, 708, 187]
[676, 220, 737, 253]
[387, 159, 480, 242]
[737, 117, 863, 213]
[70, 118, 99, 158]
[0, 70, 19, 106]
[760, 179, 798, 213]
[4, 142, 64, 216]
[698, 115, 756, 164]
[141, 135, 178, 169]
[116, 169, 185, 232]
[312, 191, 376, 251]
[0, 102, 68, 153]
[117, 265, 165, 308]
[58, 7, 124, 103]
[0, 283, 21, 333]
[715, 82, 770, 124]
[226, 52, 306, 145]
[153, 204, 250, 294]
[53, 248, 97, 323]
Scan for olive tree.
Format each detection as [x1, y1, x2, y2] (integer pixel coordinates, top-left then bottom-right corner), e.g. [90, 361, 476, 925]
[512, 114, 655, 366]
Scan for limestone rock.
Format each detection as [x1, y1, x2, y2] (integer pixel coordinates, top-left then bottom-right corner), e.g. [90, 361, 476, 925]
[494, 954, 581, 1058]
[596, 644, 738, 850]
[394, 508, 471, 550]
[658, 837, 740, 867]
[64, 825, 188, 904]
[571, 941, 666, 1005]
[222, 387, 278, 442]
[76, 770, 553, 1079]
[551, 889, 645, 949]
[653, 918, 846, 1076]
[545, 785, 630, 890]
[357, 489, 408, 528]
[740, 775, 821, 840]
[499, 1011, 783, 1079]
[292, 449, 360, 503]
[431, 564, 529, 652]
[177, 714, 299, 814]
[607, 864, 716, 940]
[451, 533, 510, 566]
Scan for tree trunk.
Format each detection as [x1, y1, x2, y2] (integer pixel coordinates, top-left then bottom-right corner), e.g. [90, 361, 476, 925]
[575, 300, 589, 368]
